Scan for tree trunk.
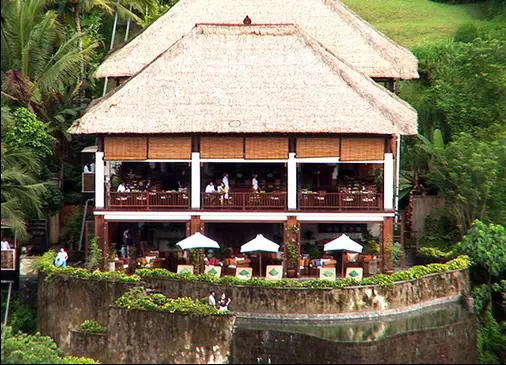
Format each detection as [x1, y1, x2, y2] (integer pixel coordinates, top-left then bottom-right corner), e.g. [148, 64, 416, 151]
[74, 7, 85, 100]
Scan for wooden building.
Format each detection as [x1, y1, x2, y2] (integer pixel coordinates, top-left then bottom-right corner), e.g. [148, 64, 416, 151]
[70, 5, 419, 274]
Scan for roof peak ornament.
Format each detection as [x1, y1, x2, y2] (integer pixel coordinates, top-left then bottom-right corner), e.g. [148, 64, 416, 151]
[243, 15, 251, 25]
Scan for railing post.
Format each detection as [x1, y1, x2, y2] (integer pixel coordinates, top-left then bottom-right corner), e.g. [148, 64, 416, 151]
[146, 191, 149, 210]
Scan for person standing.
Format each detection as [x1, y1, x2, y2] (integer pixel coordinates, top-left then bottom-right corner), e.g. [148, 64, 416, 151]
[208, 290, 217, 307]
[222, 173, 230, 191]
[252, 174, 259, 192]
[1, 237, 11, 250]
[218, 293, 231, 311]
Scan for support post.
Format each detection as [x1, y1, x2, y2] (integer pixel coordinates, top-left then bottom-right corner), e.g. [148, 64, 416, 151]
[95, 151, 105, 208]
[287, 152, 297, 210]
[382, 217, 394, 274]
[191, 152, 201, 209]
[94, 215, 105, 254]
[383, 153, 394, 210]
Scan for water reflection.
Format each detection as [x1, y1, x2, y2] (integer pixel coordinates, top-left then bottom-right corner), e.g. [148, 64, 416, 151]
[231, 303, 476, 364]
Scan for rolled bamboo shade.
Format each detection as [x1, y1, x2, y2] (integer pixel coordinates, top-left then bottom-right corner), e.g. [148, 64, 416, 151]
[104, 136, 147, 160]
[201, 136, 244, 158]
[148, 137, 191, 159]
[297, 137, 340, 158]
[340, 138, 385, 161]
[245, 137, 288, 159]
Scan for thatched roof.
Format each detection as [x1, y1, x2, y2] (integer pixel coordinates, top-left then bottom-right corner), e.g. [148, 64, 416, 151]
[94, 0, 418, 80]
[69, 24, 417, 136]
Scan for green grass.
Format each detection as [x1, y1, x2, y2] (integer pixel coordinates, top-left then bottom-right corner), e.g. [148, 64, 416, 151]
[342, 0, 490, 47]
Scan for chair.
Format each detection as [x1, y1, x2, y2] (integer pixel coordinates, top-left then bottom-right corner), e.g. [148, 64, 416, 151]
[204, 265, 222, 278]
[235, 267, 253, 280]
[345, 267, 363, 280]
[319, 267, 336, 281]
[177, 264, 194, 275]
[265, 265, 283, 280]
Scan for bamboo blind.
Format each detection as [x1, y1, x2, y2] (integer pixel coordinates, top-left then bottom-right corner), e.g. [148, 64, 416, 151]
[296, 137, 340, 158]
[148, 137, 191, 159]
[245, 137, 288, 159]
[104, 136, 147, 160]
[340, 138, 385, 161]
[200, 136, 244, 158]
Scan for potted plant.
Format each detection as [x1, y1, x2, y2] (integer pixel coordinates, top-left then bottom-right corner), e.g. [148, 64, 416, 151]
[107, 247, 117, 272]
[285, 225, 300, 278]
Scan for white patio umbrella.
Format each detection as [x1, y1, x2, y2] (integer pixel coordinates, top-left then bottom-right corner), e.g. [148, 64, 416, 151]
[323, 234, 363, 277]
[323, 234, 363, 253]
[240, 234, 280, 277]
[176, 232, 220, 250]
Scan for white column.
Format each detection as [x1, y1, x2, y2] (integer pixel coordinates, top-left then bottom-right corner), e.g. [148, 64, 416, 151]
[191, 152, 201, 209]
[288, 152, 297, 210]
[384, 153, 394, 210]
[95, 151, 105, 208]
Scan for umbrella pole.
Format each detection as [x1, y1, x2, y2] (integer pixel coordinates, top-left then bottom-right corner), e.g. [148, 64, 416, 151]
[259, 253, 262, 278]
[341, 251, 344, 278]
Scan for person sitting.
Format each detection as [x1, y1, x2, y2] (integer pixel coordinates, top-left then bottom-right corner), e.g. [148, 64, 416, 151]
[138, 180, 147, 192]
[217, 182, 229, 204]
[205, 181, 216, 194]
[117, 183, 126, 193]
[83, 163, 92, 173]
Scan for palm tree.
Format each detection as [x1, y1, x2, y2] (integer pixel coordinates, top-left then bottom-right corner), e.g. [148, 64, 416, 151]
[1, 0, 96, 121]
[1, 109, 48, 240]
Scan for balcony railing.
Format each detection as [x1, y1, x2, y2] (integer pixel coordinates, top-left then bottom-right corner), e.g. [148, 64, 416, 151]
[104, 191, 383, 211]
[107, 191, 189, 209]
[202, 192, 287, 210]
[298, 192, 383, 210]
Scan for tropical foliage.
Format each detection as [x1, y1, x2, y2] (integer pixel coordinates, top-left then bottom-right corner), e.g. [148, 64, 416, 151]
[1, 326, 98, 364]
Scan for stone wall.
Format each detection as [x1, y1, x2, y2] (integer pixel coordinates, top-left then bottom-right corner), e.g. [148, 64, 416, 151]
[37, 274, 139, 352]
[142, 269, 469, 316]
[232, 314, 477, 364]
[69, 309, 234, 364]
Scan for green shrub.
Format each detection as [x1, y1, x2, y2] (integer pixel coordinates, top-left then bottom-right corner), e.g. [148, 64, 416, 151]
[79, 320, 107, 334]
[115, 287, 230, 316]
[37, 251, 141, 283]
[1, 292, 36, 334]
[1, 326, 99, 364]
[137, 255, 471, 289]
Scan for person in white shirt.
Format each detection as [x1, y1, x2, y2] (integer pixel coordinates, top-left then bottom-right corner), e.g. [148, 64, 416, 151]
[83, 164, 91, 173]
[1, 239, 11, 250]
[252, 174, 259, 192]
[55, 248, 68, 267]
[117, 183, 126, 193]
[208, 290, 216, 307]
[217, 182, 229, 204]
[89, 162, 95, 173]
[205, 181, 216, 194]
[222, 173, 230, 191]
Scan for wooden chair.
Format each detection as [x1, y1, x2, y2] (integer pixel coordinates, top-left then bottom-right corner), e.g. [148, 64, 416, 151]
[177, 264, 194, 275]
[204, 265, 222, 278]
[265, 265, 283, 280]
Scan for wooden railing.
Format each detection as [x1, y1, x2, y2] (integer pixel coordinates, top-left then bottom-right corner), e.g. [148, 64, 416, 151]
[202, 192, 287, 210]
[107, 191, 189, 209]
[298, 192, 383, 210]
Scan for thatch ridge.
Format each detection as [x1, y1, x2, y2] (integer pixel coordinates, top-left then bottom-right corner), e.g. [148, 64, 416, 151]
[94, 0, 418, 79]
[70, 24, 417, 136]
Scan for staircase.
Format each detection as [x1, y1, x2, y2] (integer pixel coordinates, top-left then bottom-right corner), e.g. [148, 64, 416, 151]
[26, 219, 49, 255]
